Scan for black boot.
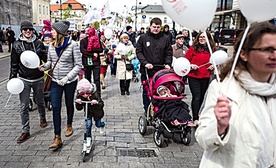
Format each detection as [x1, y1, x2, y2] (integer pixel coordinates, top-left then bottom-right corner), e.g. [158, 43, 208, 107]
[120, 80, 125, 95]
[125, 79, 130, 95]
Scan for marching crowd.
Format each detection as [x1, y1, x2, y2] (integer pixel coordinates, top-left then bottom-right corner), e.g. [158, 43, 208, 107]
[8, 16, 276, 167]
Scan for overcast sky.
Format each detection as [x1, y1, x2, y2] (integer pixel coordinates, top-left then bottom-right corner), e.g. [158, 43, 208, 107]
[51, 0, 161, 12]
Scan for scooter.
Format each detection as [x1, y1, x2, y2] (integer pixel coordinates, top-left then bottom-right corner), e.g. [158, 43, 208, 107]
[79, 100, 97, 162]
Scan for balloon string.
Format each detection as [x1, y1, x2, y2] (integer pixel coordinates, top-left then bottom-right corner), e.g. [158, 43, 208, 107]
[5, 93, 12, 108]
[198, 62, 210, 68]
[204, 31, 221, 95]
[226, 23, 251, 94]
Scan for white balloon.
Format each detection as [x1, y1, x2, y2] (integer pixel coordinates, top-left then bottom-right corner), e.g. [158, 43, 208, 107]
[116, 43, 127, 55]
[161, 0, 217, 30]
[172, 56, 177, 67]
[239, 0, 276, 23]
[20, 50, 40, 69]
[104, 28, 113, 39]
[210, 50, 228, 65]
[173, 57, 191, 77]
[7, 78, 24, 94]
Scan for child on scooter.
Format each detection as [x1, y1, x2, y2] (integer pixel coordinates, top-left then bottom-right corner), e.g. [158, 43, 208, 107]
[75, 78, 106, 147]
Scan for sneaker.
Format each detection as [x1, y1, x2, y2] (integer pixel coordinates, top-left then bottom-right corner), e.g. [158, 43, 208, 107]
[17, 133, 30, 143]
[102, 85, 106, 90]
[86, 137, 92, 147]
[99, 126, 106, 135]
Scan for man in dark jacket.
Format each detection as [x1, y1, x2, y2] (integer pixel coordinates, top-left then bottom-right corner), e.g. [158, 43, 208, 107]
[10, 20, 47, 143]
[0, 28, 4, 52]
[6, 26, 15, 52]
[163, 24, 173, 45]
[125, 25, 136, 47]
[136, 17, 172, 112]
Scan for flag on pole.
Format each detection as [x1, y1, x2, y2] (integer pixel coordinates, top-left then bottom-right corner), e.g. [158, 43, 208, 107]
[83, 10, 101, 25]
[100, 0, 110, 18]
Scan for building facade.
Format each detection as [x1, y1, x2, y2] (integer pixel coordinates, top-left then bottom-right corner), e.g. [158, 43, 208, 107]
[0, 0, 32, 26]
[32, 0, 51, 26]
[50, 0, 86, 30]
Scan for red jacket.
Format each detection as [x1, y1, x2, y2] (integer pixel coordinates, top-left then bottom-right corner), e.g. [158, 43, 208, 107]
[185, 47, 211, 79]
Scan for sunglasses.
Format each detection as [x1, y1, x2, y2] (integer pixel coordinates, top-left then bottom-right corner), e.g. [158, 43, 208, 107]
[79, 91, 91, 96]
[22, 28, 33, 31]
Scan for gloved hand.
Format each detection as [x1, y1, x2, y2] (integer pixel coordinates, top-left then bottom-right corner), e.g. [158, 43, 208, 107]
[104, 48, 109, 53]
[57, 76, 69, 86]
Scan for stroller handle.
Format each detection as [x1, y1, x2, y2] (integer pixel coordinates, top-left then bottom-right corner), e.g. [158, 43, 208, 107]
[145, 64, 165, 80]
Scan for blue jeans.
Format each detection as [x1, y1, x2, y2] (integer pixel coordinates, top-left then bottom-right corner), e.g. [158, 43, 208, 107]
[50, 80, 77, 135]
[19, 78, 45, 133]
[86, 119, 105, 137]
[188, 77, 210, 121]
[141, 74, 150, 112]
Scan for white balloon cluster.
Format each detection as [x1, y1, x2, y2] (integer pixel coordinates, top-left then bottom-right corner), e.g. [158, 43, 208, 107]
[172, 57, 191, 77]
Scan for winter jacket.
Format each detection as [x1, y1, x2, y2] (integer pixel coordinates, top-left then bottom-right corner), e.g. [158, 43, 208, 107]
[44, 36, 82, 83]
[114, 41, 135, 80]
[171, 43, 188, 58]
[185, 46, 211, 79]
[136, 30, 172, 77]
[195, 74, 276, 168]
[79, 37, 103, 66]
[75, 89, 104, 120]
[6, 29, 15, 43]
[10, 34, 47, 80]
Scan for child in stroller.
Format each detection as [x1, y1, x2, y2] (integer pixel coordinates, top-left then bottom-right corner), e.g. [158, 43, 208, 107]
[138, 69, 194, 147]
[155, 85, 194, 126]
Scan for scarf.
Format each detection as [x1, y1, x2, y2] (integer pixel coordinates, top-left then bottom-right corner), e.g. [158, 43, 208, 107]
[86, 28, 100, 52]
[237, 71, 276, 97]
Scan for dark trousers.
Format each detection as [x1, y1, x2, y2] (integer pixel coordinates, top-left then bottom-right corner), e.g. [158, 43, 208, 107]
[50, 80, 77, 135]
[8, 41, 13, 52]
[141, 74, 150, 111]
[119, 79, 130, 94]
[84, 65, 101, 93]
[188, 77, 210, 121]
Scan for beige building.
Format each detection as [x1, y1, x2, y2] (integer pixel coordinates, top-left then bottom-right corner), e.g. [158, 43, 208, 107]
[50, 0, 86, 30]
[32, 0, 51, 26]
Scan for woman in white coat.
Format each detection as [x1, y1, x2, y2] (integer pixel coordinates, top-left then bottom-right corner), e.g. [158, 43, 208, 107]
[114, 33, 135, 95]
[195, 21, 276, 167]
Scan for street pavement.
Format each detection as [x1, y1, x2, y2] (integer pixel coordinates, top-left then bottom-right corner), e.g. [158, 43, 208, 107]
[0, 44, 233, 168]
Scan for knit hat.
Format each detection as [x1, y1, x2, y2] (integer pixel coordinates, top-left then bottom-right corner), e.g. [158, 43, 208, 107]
[20, 20, 34, 30]
[52, 20, 70, 35]
[77, 78, 93, 93]
[126, 26, 132, 32]
[164, 24, 169, 29]
[43, 19, 51, 26]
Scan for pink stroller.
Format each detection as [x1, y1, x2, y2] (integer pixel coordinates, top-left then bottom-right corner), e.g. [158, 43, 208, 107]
[138, 69, 192, 147]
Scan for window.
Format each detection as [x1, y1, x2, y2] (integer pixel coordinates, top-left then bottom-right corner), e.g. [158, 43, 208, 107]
[39, 5, 41, 14]
[46, 6, 49, 15]
[43, 6, 45, 14]
[164, 17, 167, 24]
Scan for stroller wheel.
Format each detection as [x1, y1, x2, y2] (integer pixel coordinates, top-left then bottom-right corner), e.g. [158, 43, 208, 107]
[181, 132, 191, 145]
[29, 98, 33, 111]
[138, 116, 147, 135]
[153, 130, 164, 147]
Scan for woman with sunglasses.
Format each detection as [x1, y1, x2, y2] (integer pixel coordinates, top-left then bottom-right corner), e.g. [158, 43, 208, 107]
[195, 22, 276, 167]
[185, 31, 216, 125]
[39, 20, 82, 150]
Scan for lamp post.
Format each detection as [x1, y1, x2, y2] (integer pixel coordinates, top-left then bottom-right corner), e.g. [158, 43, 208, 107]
[56, 0, 62, 20]
[134, 1, 142, 32]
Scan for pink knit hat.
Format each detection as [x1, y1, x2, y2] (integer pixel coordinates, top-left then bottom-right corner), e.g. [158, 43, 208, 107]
[77, 78, 93, 93]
